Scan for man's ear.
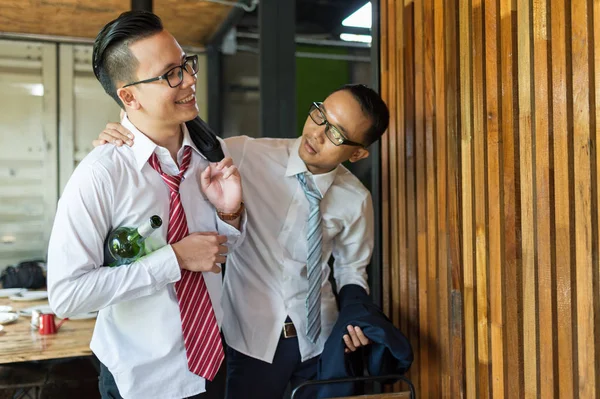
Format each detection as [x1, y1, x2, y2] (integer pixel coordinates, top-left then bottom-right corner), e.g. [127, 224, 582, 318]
[349, 147, 369, 163]
[117, 87, 140, 110]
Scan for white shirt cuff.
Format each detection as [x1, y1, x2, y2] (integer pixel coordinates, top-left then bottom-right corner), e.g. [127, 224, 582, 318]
[216, 209, 247, 239]
[138, 245, 181, 287]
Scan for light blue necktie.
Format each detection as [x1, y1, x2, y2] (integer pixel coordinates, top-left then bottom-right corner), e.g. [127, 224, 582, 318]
[296, 172, 323, 343]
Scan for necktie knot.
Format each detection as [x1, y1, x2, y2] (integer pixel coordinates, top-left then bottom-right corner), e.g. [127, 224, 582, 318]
[297, 172, 322, 204]
[149, 146, 192, 194]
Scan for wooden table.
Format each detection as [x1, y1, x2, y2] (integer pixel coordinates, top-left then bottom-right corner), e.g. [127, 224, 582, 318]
[0, 297, 95, 364]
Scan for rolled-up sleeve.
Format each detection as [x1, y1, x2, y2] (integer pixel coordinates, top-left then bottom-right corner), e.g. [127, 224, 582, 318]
[331, 194, 374, 293]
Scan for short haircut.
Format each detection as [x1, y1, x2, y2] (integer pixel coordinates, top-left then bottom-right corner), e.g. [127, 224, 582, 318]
[333, 84, 390, 146]
[92, 11, 163, 107]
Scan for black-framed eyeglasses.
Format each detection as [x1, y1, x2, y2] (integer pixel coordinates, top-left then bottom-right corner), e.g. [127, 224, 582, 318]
[308, 102, 364, 147]
[122, 55, 199, 89]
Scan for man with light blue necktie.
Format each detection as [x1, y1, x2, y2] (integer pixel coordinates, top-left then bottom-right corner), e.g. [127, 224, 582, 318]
[94, 84, 390, 399]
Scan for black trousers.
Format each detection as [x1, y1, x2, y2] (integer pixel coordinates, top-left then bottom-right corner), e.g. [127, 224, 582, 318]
[225, 335, 319, 399]
[98, 360, 226, 399]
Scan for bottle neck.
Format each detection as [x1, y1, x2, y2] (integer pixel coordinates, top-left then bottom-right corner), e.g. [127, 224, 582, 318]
[137, 220, 156, 239]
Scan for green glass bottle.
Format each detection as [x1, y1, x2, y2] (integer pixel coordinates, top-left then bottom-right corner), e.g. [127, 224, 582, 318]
[104, 215, 162, 267]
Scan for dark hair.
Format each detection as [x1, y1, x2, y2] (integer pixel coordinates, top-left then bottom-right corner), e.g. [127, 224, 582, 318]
[92, 11, 163, 107]
[333, 84, 390, 146]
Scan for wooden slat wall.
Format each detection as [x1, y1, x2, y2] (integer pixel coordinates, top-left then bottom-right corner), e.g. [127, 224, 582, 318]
[379, 0, 600, 397]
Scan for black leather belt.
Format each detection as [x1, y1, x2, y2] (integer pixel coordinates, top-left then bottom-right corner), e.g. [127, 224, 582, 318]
[282, 321, 297, 338]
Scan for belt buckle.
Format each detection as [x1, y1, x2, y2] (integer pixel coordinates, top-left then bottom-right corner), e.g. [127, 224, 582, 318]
[283, 322, 297, 338]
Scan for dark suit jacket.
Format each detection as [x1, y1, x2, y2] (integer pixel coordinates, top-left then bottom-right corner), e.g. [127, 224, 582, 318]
[316, 284, 413, 398]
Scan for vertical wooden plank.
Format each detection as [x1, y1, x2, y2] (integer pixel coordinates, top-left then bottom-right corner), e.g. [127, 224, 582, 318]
[532, 0, 556, 397]
[395, 0, 409, 347]
[484, 0, 506, 396]
[423, 0, 440, 394]
[434, 0, 451, 395]
[459, 0, 477, 396]
[445, 0, 465, 396]
[595, 1, 600, 395]
[414, 0, 430, 395]
[550, 0, 575, 396]
[380, 0, 391, 318]
[471, 0, 491, 396]
[403, 0, 420, 391]
[571, 0, 596, 396]
[499, 0, 523, 396]
[593, 0, 600, 395]
[517, 0, 538, 397]
[386, 0, 400, 333]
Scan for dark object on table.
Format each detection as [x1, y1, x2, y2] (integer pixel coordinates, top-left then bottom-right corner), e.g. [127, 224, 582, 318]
[0, 260, 46, 289]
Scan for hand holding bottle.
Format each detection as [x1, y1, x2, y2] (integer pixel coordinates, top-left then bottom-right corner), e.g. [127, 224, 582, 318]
[171, 232, 228, 273]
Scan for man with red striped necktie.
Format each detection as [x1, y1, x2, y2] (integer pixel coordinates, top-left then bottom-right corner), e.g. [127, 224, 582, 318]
[95, 84, 392, 399]
[47, 11, 245, 399]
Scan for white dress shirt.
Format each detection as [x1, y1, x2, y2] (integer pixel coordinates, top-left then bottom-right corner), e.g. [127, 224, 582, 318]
[222, 136, 373, 363]
[47, 117, 245, 399]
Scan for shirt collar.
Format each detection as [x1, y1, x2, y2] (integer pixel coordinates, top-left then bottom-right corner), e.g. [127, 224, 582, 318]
[285, 137, 339, 198]
[124, 116, 205, 171]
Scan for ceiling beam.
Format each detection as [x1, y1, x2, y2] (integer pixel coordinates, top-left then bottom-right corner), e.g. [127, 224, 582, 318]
[131, 0, 152, 12]
[208, 0, 253, 46]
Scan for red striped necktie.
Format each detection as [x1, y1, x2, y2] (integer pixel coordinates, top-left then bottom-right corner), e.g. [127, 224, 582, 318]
[148, 146, 224, 381]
